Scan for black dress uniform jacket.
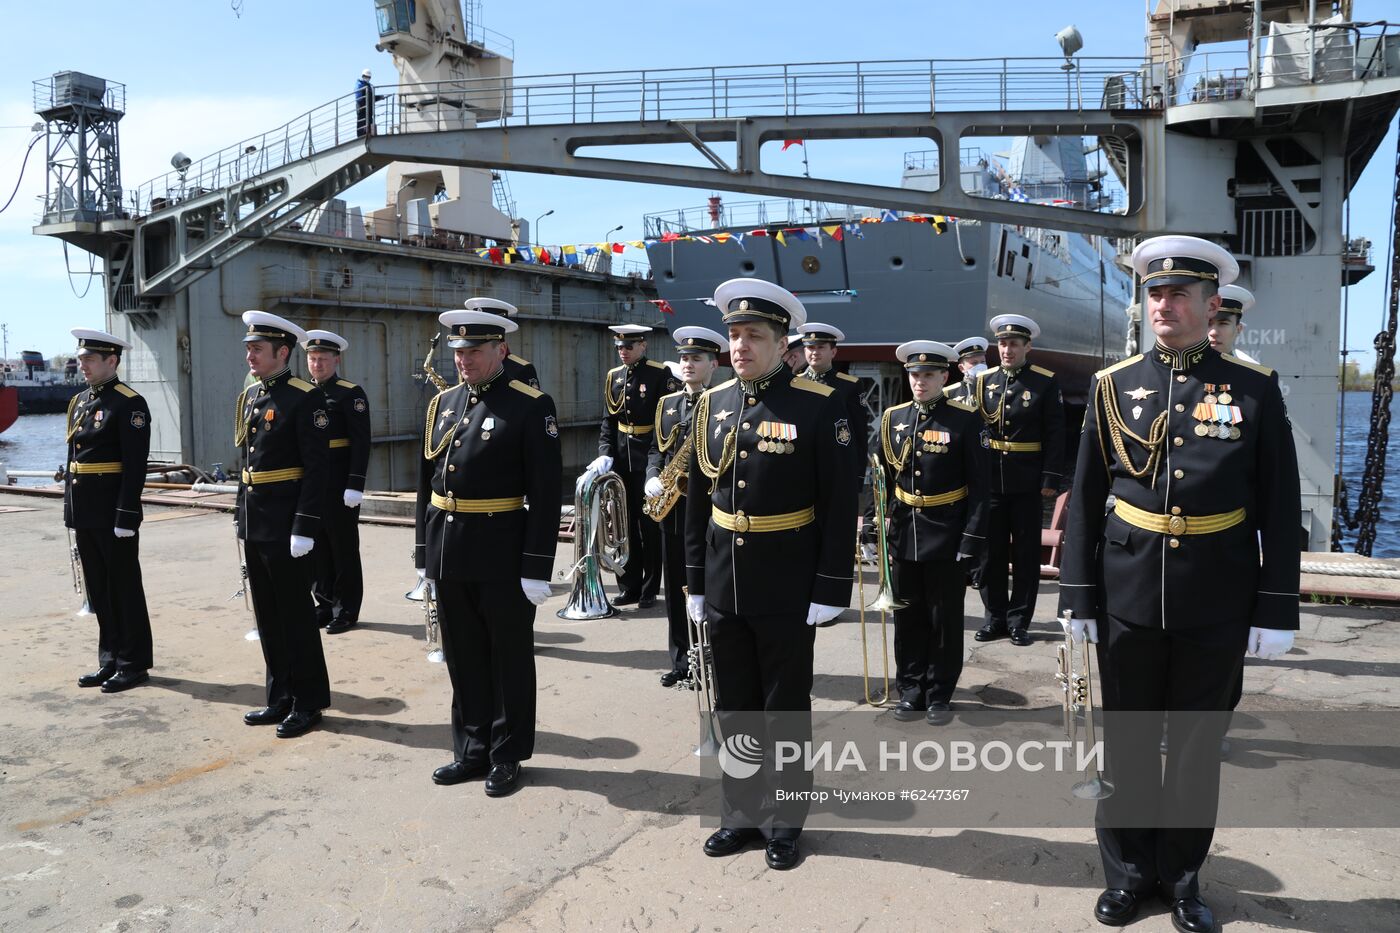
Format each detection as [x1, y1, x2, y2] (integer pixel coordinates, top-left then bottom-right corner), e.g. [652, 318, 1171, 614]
[973, 363, 1066, 493]
[502, 353, 540, 390]
[685, 366, 858, 614]
[415, 371, 562, 583]
[945, 377, 975, 406]
[600, 357, 679, 474]
[235, 370, 329, 541]
[803, 366, 869, 485]
[876, 396, 988, 562]
[64, 377, 151, 531]
[316, 376, 371, 496]
[1059, 342, 1301, 632]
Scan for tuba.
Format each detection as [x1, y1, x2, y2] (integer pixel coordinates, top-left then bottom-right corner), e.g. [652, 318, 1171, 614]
[557, 468, 630, 620]
[858, 452, 903, 706]
[1057, 611, 1114, 799]
[421, 332, 452, 392]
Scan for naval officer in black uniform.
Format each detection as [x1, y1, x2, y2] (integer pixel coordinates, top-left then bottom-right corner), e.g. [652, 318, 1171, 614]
[416, 308, 562, 798]
[876, 341, 987, 724]
[644, 325, 723, 687]
[590, 324, 679, 607]
[685, 278, 858, 871]
[236, 311, 332, 739]
[971, 314, 1065, 646]
[463, 297, 542, 390]
[1208, 284, 1261, 364]
[945, 336, 989, 405]
[65, 328, 154, 693]
[1058, 236, 1300, 933]
[797, 322, 869, 489]
[302, 329, 370, 634]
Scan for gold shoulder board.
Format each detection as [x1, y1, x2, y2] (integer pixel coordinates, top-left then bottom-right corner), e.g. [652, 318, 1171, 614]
[646, 359, 668, 370]
[946, 398, 976, 412]
[1095, 355, 1143, 379]
[508, 354, 530, 365]
[1029, 364, 1055, 378]
[836, 371, 860, 383]
[704, 377, 738, 398]
[288, 377, 314, 392]
[336, 379, 357, 388]
[791, 377, 836, 397]
[509, 379, 544, 398]
[113, 383, 138, 398]
[1222, 354, 1274, 377]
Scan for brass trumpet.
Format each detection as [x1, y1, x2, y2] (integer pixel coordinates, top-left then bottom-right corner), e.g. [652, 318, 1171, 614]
[67, 528, 93, 617]
[1056, 611, 1114, 800]
[684, 586, 720, 756]
[857, 452, 903, 707]
[405, 569, 444, 663]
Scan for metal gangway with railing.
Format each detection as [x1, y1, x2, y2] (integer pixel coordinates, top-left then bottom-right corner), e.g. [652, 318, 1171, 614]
[47, 30, 1400, 298]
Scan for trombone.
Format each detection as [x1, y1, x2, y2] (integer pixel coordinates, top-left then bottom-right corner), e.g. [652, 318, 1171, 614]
[684, 586, 720, 756]
[857, 452, 903, 707]
[1056, 611, 1114, 800]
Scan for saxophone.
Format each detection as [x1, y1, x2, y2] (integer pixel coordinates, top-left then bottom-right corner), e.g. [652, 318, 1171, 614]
[643, 424, 693, 521]
[421, 332, 451, 391]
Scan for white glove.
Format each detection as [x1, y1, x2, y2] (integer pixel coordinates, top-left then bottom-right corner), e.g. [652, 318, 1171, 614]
[805, 603, 844, 626]
[644, 476, 664, 498]
[290, 535, 315, 558]
[521, 578, 552, 606]
[113, 526, 135, 539]
[588, 455, 614, 474]
[1059, 615, 1099, 644]
[343, 489, 363, 508]
[1248, 627, 1294, 660]
[687, 594, 706, 624]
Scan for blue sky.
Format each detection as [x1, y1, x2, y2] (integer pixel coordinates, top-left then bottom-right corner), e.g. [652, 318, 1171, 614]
[0, 0, 1394, 368]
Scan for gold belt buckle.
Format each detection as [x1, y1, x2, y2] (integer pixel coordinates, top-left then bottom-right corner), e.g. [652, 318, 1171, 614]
[732, 511, 750, 533]
[1167, 515, 1187, 536]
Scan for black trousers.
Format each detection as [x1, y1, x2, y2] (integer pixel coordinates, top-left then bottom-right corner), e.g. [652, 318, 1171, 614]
[245, 539, 330, 712]
[312, 499, 363, 623]
[891, 558, 965, 707]
[660, 515, 689, 674]
[979, 491, 1042, 630]
[1095, 614, 1247, 899]
[437, 579, 537, 765]
[616, 468, 661, 599]
[75, 527, 153, 674]
[708, 602, 815, 841]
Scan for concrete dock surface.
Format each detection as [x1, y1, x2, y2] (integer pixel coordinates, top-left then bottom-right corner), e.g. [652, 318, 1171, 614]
[1, 492, 1396, 932]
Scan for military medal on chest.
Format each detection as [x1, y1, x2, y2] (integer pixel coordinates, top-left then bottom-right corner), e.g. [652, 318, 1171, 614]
[921, 428, 950, 454]
[1193, 391, 1243, 440]
[757, 421, 796, 454]
[481, 416, 495, 440]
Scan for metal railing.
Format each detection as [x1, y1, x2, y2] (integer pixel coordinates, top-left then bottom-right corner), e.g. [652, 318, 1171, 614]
[902, 146, 994, 172]
[1240, 207, 1311, 257]
[128, 55, 1149, 216]
[643, 198, 880, 236]
[33, 74, 125, 114]
[1165, 22, 1400, 106]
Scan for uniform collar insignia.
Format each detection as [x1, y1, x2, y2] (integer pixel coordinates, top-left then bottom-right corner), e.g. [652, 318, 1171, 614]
[260, 367, 290, 388]
[740, 362, 791, 397]
[468, 364, 506, 395]
[89, 375, 118, 395]
[915, 396, 944, 414]
[1154, 338, 1212, 371]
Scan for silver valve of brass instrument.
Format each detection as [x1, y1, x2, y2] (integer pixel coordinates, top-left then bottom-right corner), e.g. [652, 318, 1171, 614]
[1056, 610, 1114, 800]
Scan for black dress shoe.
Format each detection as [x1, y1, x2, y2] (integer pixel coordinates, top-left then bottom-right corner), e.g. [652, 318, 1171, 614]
[79, 665, 117, 688]
[484, 761, 522, 797]
[1094, 889, 1141, 926]
[637, 596, 657, 609]
[1163, 895, 1215, 933]
[324, 618, 358, 634]
[815, 616, 840, 628]
[613, 591, 641, 606]
[101, 670, 149, 693]
[892, 699, 926, 722]
[926, 701, 953, 725]
[974, 623, 1009, 642]
[244, 704, 292, 726]
[316, 616, 334, 629]
[702, 827, 760, 857]
[765, 838, 800, 870]
[275, 709, 322, 738]
[660, 669, 687, 688]
[1009, 628, 1033, 647]
[432, 760, 488, 785]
